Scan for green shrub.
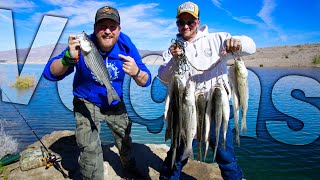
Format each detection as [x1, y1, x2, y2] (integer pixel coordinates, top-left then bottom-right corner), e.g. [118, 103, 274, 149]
[312, 55, 320, 65]
[0, 166, 7, 174]
[11, 75, 35, 89]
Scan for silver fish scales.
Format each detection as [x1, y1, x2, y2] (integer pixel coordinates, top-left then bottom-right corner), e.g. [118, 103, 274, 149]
[77, 32, 120, 105]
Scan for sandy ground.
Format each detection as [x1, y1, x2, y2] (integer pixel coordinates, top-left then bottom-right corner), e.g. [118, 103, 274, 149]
[237, 43, 320, 68]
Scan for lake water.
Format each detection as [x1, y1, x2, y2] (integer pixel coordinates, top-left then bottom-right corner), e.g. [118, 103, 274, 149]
[0, 62, 319, 180]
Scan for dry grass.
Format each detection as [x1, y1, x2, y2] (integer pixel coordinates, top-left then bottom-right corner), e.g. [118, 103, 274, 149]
[11, 74, 35, 89]
[0, 119, 19, 160]
[312, 55, 320, 65]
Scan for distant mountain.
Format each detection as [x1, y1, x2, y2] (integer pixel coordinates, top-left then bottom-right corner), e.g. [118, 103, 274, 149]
[0, 43, 67, 64]
[0, 43, 163, 64]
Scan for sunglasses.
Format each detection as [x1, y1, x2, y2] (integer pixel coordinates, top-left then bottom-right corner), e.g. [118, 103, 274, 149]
[176, 19, 197, 27]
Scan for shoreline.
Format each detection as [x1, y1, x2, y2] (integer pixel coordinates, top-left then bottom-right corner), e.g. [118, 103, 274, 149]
[2, 60, 318, 68]
[1, 43, 319, 67]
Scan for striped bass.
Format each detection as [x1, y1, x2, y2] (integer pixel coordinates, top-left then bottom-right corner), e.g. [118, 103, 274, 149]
[212, 84, 223, 160]
[167, 74, 185, 170]
[204, 87, 214, 161]
[228, 65, 241, 146]
[77, 32, 120, 105]
[235, 58, 249, 132]
[219, 82, 231, 149]
[164, 82, 173, 142]
[181, 80, 197, 161]
[195, 92, 207, 161]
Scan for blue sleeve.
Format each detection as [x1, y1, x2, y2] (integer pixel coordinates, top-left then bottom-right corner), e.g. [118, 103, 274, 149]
[130, 45, 152, 87]
[43, 49, 75, 81]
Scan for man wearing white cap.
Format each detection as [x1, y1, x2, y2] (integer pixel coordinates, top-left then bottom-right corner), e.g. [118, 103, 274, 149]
[158, 1, 256, 179]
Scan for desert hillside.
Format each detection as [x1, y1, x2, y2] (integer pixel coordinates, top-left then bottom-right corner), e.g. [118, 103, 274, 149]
[239, 43, 320, 68]
[142, 43, 320, 67]
[0, 43, 319, 67]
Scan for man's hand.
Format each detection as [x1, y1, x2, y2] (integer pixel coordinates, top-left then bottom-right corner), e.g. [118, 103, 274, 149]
[119, 54, 140, 77]
[68, 35, 81, 59]
[223, 38, 242, 55]
[170, 43, 183, 62]
[61, 35, 80, 66]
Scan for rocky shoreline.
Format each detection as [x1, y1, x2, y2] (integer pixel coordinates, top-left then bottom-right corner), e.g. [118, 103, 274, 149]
[1, 130, 223, 180]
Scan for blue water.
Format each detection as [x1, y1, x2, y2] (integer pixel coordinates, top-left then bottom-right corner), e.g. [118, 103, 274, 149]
[0, 63, 319, 180]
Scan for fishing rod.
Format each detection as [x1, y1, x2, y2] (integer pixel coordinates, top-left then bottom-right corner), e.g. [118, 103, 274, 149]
[1, 91, 49, 151]
[0, 88, 49, 152]
[0, 88, 68, 178]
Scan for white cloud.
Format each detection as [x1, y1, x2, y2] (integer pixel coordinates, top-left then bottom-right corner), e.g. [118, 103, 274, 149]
[0, 10, 16, 51]
[257, 0, 276, 29]
[42, 0, 77, 6]
[31, 16, 68, 48]
[211, 0, 222, 9]
[44, 1, 116, 27]
[3, 1, 177, 50]
[0, 0, 35, 12]
[211, 0, 288, 44]
[45, 2, 177, 50]
[0, 9, 12, 23]
[232, 16, 261, 26]
[118, 3, 177, 50]
[257, 0, 287, 42]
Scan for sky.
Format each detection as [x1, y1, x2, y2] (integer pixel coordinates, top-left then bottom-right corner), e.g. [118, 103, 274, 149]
[0, 0, 319, 51]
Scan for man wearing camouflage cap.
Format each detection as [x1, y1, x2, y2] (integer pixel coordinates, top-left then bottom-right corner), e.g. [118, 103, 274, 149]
[43, 5, 151, 180]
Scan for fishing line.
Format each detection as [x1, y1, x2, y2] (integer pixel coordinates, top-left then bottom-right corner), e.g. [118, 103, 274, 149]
[0, 87, 49, 152]
[0, 88, 68, 178]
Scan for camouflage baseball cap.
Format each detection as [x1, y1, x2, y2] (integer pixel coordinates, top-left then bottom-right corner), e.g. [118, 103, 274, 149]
[176, 1, 199, 19]
[95, 6, 120, 24]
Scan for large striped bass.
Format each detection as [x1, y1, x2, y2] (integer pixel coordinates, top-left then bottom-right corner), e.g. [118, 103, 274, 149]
[228, 65, 241, 146]
[181, 80, 197, 161]
[164, 82, 173, 142]
[235, 58, 249, 132]
[166, 74, 185, 170]
[77, 32, 120, 105]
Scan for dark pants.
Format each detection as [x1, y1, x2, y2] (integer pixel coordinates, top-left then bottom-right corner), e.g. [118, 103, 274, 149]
[160, 121, 243, 180]
[73, 98, 135, 180]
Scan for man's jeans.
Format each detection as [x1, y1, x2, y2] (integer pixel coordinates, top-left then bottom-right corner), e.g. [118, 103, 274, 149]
[159, 122, 243, 180]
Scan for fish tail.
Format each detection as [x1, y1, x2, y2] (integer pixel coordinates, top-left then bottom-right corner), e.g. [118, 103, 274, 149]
[107, 93, 114, 105]
[107, 90, 120, 105]
[198, 142, 202, 161]
[213, 144, 218, 162]
[214, 125, 220, 161]
[222, 134, 227, 150]
[171, 148, 177, 170]
[234, 109, 240, 146]
[203, 141, 209, 161]
[182, 147, 194, 161]
[165, 129, 171, 142]
[241, 115, 247, 132]
[197, 143, 201, 161]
